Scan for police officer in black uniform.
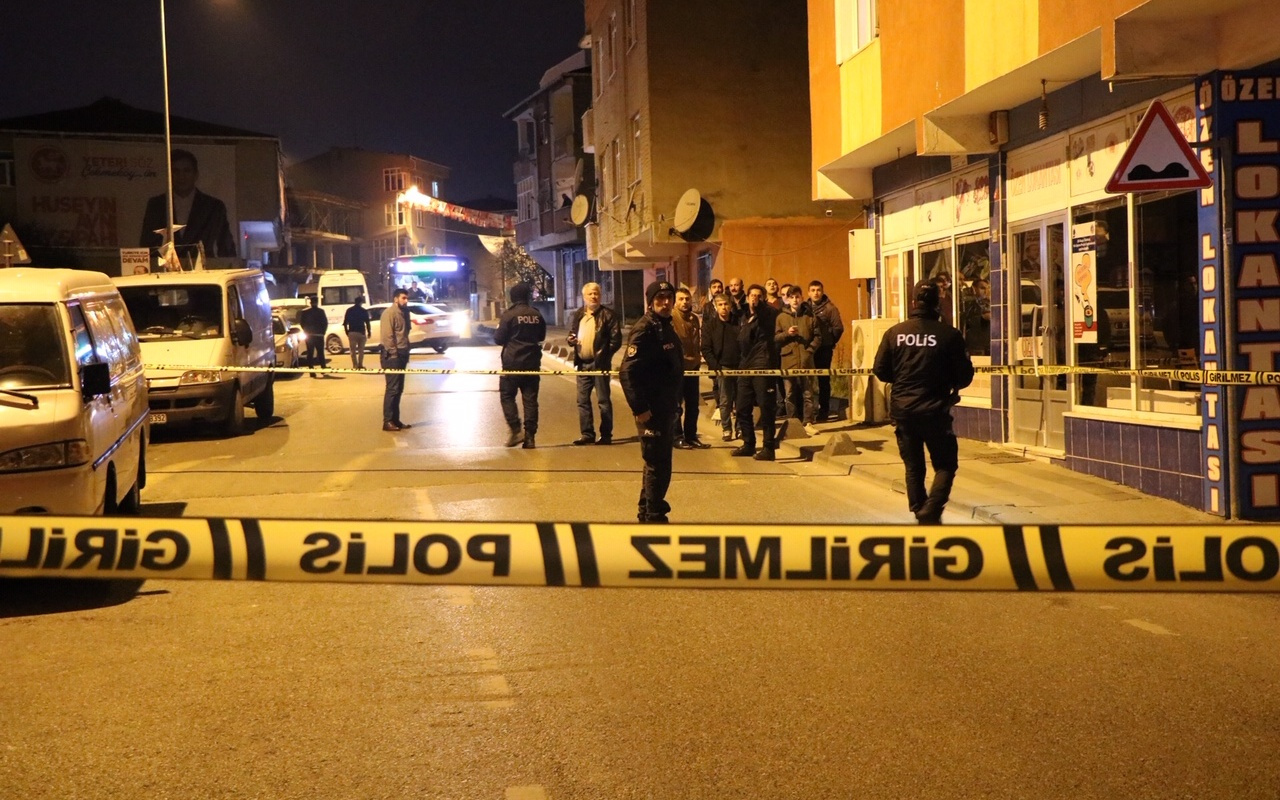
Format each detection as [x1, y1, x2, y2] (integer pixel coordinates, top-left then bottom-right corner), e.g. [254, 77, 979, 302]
[619, 281, 683, 523]
[873, 280, 975, 524]
[494, 283, 547, 449]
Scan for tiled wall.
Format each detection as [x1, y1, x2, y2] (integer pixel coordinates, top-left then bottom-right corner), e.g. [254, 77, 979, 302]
[953, 406, 998, 443]
[1062, 417, 1204, 511]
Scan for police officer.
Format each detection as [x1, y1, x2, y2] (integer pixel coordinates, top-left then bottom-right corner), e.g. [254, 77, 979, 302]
[619, 280, 683, 523]
[872, 280, 974, 524]
[494, 283, 547, 449]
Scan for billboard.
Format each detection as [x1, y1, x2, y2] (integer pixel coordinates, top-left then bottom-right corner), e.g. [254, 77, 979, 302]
[13, 138, 238, 256]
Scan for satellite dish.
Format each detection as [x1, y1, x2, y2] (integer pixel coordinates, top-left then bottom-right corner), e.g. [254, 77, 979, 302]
[672, 188, 714, 242]
[570, 193, 594, 227]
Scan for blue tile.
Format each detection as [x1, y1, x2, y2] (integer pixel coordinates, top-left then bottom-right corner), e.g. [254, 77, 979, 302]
[1159, 470, 1181, 502]
[1181, 475, 1204, 510]
[978, 410, 992, 442]
[1179, 430, 1201, 476]
[1138, 427, 1159, 469]
[1158, 428, 1179, 472]
[1121, 464, 1139, 488]
[1121, 425, 1139, 467]
[1139, 467, 1161, 496]
[1103, 420, 1122, 463]
[1103, 461, 1121, 483]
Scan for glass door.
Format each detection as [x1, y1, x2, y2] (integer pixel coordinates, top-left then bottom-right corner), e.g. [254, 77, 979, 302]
[1009, 220, 1068, 450]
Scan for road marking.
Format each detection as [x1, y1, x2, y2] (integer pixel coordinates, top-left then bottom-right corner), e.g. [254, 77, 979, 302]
[506, 786, 548, 800]
[1124, 619, 1178, 636]
[443, 586, 474, 606]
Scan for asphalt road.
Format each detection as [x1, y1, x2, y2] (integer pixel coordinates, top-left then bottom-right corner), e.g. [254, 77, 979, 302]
[2, 344, 1278, 799]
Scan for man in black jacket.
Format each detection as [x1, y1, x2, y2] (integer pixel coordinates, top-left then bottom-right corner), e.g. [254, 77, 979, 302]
[619, 281, 683, 523]
[873, 280, 975, 524]
[732, 284, 780, 461]
[804, 280, 845, 421]
[299, 296, 329, 378]
[494, 283, 547, 449]
[700, 293, 740, 442]
[567, 282, 622, 445]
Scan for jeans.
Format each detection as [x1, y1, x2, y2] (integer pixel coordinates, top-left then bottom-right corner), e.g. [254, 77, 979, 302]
[675, 375, 701, 441]
[894, 413, 959, 521]
[716, 376, 737, 433]
[347, 331, 368, 369]
[814, 345, 834, 419]
[735, 375, 777, 450]
[500, 374, 540, 434]
[575, 372, 613, 439]
[381, 351, 408, 424]
[783, 376, 816, 423]
[305, 334, 327, 376]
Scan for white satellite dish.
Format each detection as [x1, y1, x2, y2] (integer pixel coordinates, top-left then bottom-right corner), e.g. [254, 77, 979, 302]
[671, 188, 714, 242]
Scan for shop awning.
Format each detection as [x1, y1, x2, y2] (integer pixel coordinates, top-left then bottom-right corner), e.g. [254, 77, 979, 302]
[815, 121, 915, 200]
[1108, 0, 1276, 80]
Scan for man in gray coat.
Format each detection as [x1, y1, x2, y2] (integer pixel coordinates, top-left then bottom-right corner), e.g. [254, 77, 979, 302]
[379, 289, 412, 432]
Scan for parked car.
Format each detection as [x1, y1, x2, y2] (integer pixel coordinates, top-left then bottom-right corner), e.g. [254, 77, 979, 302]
[1097, 287, 1155, 349]
[272, 314, 304, 369]
[349, 302, 469, 355]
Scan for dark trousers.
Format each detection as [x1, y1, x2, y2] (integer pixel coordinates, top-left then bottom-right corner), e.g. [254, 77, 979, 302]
[735, 375, 777, 450]
[576, 373, 613, 439]
[894, 413, 959, 522]
[783, 376, 816, 423]
[814, 345, 834, 419]
[716, 376, 737, 433]
[500, 374, 540, 434]
[381, 351, 408, 424]
[305, 334, 327, 375]
[675, 375, 701, 441]
[638, 414, 675, 522]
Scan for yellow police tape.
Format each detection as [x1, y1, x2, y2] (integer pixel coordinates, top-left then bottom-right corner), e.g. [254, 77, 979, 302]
[145, 363, 1280, 384]
[1, 516, 1277, 591]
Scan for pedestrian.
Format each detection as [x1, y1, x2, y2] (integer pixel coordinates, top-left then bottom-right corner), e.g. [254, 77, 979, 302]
[701, 278, 725, 323]
[765, 278, 783, 310]
[726, 277, 747, 322]
[872, 280, 974, 524]
[494, 283, 546, 449]
[671, 287, 710, 449]
[804, 280, 845, 421]
[732, 284, 780, 461]
[567, 281, 622, 446]
[619, 280, 683, 523]
[343, 295, 372, 370]
[379, 289, 412, 431]
[700, 293, 740, 442]
[775, 284, 822, 435]
[299, 295, 329, 378]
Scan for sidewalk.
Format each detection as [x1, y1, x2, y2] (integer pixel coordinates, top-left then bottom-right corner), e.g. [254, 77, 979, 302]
[490, 321, 1223, 526]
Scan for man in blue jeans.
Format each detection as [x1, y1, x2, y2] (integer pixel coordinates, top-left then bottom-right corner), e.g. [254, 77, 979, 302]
[379, 289, 412, 432]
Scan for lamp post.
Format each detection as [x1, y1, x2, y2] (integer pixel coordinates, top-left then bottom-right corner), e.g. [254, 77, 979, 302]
[160, 0, 176, 249]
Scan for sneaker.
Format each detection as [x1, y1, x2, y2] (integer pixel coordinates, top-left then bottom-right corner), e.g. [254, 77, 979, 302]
[804, 423, 819, 436]
[573, 435, 596, 446]
[721, 430, 733, 442]
[522, 434, 536, 449]
[730, 445, 756, 457]
[753, 448, 775, 461]
[505, 429, 524, 447]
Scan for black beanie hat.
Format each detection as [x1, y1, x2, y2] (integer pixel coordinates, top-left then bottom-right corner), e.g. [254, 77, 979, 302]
[509, 283, 532, 304]
[645, 280, 675, 306]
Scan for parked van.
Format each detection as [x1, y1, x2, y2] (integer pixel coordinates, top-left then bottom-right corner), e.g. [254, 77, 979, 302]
[0, 268, 149, 514]
[317, 269, 369, 354]
[113, 268, 275, 435]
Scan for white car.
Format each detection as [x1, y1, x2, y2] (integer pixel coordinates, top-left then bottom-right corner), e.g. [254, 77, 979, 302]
[343, 302, 470, 355]
[272, 314, 304, 369]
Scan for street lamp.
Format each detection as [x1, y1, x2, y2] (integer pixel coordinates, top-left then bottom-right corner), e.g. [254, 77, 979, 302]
[160, 0, 177, 250]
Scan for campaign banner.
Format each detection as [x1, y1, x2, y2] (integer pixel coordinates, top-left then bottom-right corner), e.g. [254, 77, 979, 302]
[1070, 222, 1099, 344]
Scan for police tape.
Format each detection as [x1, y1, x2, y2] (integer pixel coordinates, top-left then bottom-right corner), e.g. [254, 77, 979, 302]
[1, 516, 1277, 591]
[143, 362, 1280, 384]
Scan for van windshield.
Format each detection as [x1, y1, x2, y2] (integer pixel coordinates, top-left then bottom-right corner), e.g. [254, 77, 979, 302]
[118, 285, 224, 341]
[0, 304, 72, 389]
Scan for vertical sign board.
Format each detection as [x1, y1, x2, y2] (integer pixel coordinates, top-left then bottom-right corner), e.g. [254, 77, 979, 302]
[1199, 71, 1280, 519]
[1070, 222, 1098, 344]
[1194, 86, 1229, 516]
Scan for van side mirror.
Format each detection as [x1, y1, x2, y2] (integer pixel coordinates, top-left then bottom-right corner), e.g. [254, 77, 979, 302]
[232, 317, 253, 347]
[81, 362, 111, 399]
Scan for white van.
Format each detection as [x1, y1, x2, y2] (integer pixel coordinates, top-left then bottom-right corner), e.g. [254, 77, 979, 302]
[316, 269, 369, 354]
[113, 268, 275, 435]
[0, 268, 149, 514]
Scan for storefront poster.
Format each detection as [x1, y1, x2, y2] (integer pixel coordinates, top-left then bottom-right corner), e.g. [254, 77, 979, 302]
[1070, 222, 1098, 343]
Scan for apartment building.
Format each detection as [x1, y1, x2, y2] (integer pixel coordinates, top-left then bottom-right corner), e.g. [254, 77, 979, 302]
[809, 0, 1280, 518]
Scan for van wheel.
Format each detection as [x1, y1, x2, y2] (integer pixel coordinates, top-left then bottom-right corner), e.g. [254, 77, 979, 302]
[102, 468, 119, 515]
[326, 334, 345, 355]
[120, 460, 142, 514]
[254, 377, 275, 421]
[224, 385, 246, 436]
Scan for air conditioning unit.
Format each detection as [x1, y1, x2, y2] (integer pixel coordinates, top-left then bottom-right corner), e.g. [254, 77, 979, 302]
[848, 318, 897, 423]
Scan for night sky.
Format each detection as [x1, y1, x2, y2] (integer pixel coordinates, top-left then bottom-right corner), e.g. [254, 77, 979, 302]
[2, 1, 586, 204]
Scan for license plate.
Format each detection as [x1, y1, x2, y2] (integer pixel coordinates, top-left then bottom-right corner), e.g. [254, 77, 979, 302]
[149, 412, 168, 425]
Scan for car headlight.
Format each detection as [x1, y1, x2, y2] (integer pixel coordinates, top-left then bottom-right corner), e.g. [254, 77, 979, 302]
[180, 370, 225, 385]
[0, 439, 91, 473]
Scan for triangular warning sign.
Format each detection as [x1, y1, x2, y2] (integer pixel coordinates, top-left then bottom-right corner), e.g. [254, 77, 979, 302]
[0, 223, 31, 266]
[1106, 99, 1211, 193]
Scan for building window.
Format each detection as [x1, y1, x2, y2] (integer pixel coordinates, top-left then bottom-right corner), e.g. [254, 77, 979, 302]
[611, 138, 621, 201]
[518, 176, 537, 223]
[624, 0, 637, 50]
[383, 169, 407, 192]
[431, 180, 440, 198]
[384, 203, 405, 227]
[608, 13, 618, 77]
[631, 115, 642, 184]
[835, 0, 878, 64]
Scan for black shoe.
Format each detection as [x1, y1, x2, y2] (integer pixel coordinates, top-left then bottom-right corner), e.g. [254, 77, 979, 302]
[915, 512, 942, 525]
[573, 435, 596, 446]
[674, 439, 694, 450]
[730, 445, 756, 457]
[505, 429, 524, 447]
[721, 430, 733, 442]
[596, 436, 612, 446]
[522, 434, 536, 449]
[394, 421, 411, 429]
[382, 422, 403, 432]
[687, 438, 711, 449]
[753, 448, 775, 461]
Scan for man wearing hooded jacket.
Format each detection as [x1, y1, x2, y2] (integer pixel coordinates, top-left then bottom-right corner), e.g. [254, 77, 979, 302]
[873, 280, 974, 524]
[619, 281, 683, 523]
